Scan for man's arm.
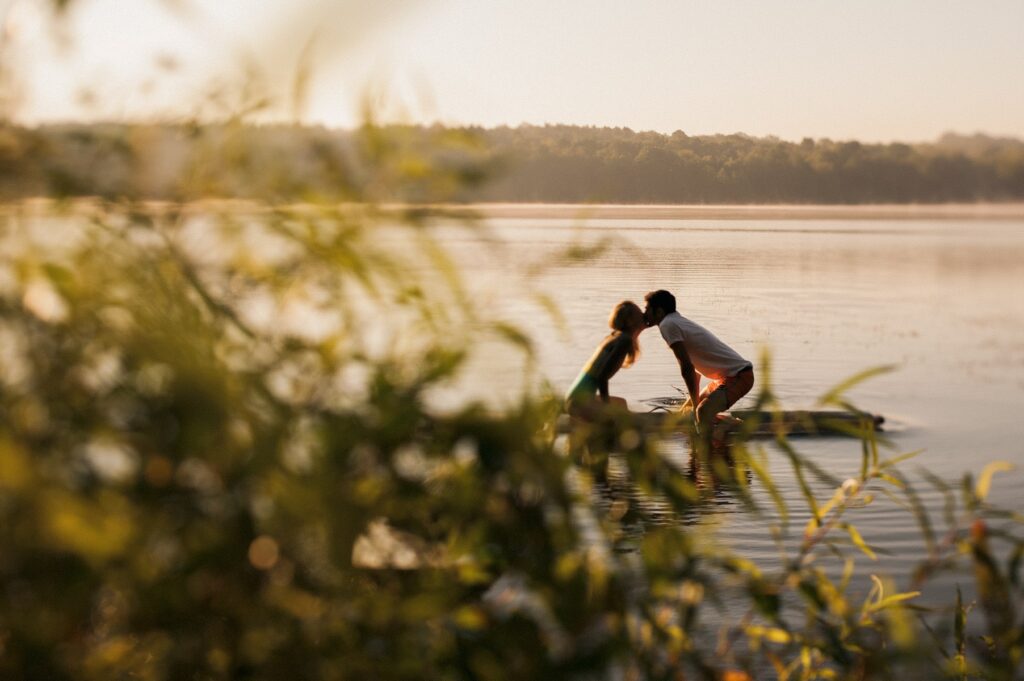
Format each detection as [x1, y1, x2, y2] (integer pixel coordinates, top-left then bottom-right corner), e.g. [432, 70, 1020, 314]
[670, 341, 701, 413]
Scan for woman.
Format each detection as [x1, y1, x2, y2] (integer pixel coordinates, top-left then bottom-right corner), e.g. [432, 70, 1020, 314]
[565, 300, 645, 420]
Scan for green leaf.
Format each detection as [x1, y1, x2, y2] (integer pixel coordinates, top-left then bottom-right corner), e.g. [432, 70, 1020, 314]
[843, 523, 877, 561]
[746, 625, 791, 644]
[878, 449, 924, 470]
[745, 449, 789, 526]
[902, 479, 936, 554]
[1009, 544, 1024, 587]
[872, 591, 921, 611]
[975, 461, 1015, 502]
[816, 365, 897, 407]
[876, 472, 905, 489]
[490, 321, 534, 356]
[531, 292, 568, 338]
[921, 469, 958, 528]
[954, 586, 965, 656]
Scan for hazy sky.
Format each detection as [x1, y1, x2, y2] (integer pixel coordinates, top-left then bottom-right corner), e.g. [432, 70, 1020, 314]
[3, 0, 1023, 141]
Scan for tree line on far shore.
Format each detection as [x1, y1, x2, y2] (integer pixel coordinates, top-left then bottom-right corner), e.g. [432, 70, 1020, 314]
[1, 122, 1022, 204]
[477, 126, 1024, 203]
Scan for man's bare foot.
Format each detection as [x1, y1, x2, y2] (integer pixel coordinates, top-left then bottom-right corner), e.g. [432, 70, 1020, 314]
[714, 413, 744, 428]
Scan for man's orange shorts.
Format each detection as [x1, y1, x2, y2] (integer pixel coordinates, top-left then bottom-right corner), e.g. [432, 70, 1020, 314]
[703, 365, 755, 410]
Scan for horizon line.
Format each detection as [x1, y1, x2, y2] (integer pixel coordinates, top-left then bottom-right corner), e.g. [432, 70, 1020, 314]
[9, 119, 1024, 146]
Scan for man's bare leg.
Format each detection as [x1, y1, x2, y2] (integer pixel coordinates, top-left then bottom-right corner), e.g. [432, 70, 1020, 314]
[695, 389, 730, 439]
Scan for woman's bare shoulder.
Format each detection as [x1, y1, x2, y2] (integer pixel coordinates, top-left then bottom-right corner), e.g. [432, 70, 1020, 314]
[597, 332, 631, 357]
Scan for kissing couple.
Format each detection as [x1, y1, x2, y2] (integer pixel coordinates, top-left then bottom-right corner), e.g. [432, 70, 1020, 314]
[565, 289, 754, 437]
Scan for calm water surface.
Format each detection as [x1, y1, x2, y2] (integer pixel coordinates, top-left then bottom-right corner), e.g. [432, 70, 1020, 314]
[441, 214, 1024, 604]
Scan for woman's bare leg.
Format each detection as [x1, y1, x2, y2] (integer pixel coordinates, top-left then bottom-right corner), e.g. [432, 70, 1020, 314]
[606, 395, 628, 411]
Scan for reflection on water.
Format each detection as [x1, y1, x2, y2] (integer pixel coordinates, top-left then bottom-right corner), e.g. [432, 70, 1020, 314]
[442, 214, 1024, 598]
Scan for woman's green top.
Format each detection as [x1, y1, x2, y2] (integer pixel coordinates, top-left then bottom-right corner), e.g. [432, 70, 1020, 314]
[565, 370, 600, 406]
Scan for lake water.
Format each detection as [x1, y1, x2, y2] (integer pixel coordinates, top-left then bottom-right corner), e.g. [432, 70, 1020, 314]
[438, 211, 1024, 607]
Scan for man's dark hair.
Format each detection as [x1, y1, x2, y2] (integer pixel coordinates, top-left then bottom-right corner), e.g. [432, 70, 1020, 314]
[644, 289, 676, 313]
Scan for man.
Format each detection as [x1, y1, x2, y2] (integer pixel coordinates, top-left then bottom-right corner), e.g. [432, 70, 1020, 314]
[643, 290, 754, 435]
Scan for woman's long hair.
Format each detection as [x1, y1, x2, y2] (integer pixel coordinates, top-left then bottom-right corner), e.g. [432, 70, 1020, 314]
[608, 300, 643, 368]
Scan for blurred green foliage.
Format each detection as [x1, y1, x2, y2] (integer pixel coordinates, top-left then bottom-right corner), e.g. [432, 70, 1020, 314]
[0, 122, 1021, 681]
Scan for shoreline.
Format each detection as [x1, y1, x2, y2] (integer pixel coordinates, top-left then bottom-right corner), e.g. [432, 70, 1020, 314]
[443, 202, 1024, 221]
[6, 198, 1024, 221]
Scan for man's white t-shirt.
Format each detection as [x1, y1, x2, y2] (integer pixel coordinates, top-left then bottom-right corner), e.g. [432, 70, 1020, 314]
[658, 311, 750, 382]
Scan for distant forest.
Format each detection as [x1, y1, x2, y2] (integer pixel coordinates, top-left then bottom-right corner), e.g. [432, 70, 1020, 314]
[2, 123, 1023, 204]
